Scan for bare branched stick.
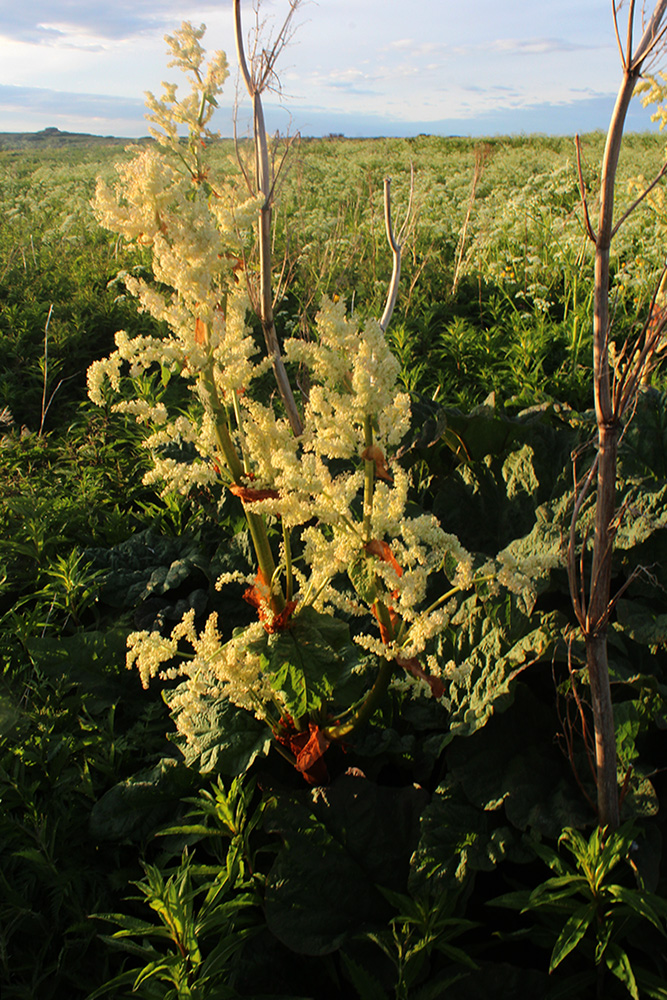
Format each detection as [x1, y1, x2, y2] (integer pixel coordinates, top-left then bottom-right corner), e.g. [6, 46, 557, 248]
[452, 143, 494, 293]
[613, 264, 667, 410]
[611, 159, 667, 236]
[568, 0, 667, 829]
[612, 1, 626, 67]
[630, 0, 667, 67]
[575, 135, 597, 242]
[233, 113, 254, 196]
[554, 644, 597, 812]
[626, 0, 637, 68]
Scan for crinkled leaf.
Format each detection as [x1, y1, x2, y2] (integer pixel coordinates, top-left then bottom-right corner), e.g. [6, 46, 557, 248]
[85, 528, 208, 608]
[619, 389, 667, 480]
[409, 780, 516, 895]
[209, 529, 254, 579]
[614, 701, 643, 770]
[446, 686, 592, 836]
[89, 757, 195, 842]
[615, 598, 667, 650]
[164, 686, 272, 776]
[436, 590, 560, 744]
[614, 482, 667, 551]
[264, 771, 427, 955]
[262, 606, 367, 718]
[623, 775, 660, 817]
[264, 801, 384, 955]
[341, 952, 389, 1000]
[348, 552, 381, 605]
[308, 771, 428, 888]
[431, 403, 577, 554]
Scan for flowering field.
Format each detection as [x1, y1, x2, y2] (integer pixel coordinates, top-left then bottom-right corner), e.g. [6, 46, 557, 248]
[2, 18, 667, 997]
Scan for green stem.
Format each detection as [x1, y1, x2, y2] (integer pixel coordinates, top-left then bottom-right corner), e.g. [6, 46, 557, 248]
[231, 389, 250, 474]
[201, 372, 284, 612]
[363, 415, 374, 543]
[394, 573, 493, 648]
[325, 597, 395, 741]
[325, 655, 395, 741]
[282, 521, 293, 603]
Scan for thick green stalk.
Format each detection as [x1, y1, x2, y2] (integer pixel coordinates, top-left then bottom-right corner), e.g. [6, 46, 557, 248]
[282, 521, 294, 603]
[362, 415, 374, 543]
[201, 372, 284, 612]
[325, 599, 395, 741]
[325, 656, 395, 741]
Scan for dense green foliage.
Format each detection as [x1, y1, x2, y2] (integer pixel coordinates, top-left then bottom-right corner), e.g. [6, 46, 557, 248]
[2, 131, 667, 999]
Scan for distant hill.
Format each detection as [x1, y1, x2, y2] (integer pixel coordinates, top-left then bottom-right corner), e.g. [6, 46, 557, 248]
[0, 127, 147, 150]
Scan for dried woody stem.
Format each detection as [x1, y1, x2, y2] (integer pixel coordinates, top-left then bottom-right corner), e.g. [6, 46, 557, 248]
[569, 0, 667, 828]
[233, 0, 303, 437]
[380, 167, 413, 332]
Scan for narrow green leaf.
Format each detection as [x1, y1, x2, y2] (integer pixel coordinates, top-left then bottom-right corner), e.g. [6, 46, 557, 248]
[341, 952, 388, 1000]
[604, 943, 639, 1000]
[529, 875, 589, 907]
[531, 839, 574, 876]
[635, 968, 667, 999]
[84, 968, 143, 1000]
[605, 885, 667, 936]
[488, 889, 533, 911]
[549, 901, 596, 971]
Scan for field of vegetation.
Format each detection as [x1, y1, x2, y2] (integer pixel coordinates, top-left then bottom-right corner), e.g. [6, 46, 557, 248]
[3, 21, 667, 998]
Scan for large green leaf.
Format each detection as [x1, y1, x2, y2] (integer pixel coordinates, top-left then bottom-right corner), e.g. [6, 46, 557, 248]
[618, 389, 667, 481]
[89, 757, 195, 842]
[347, 693, 451, 779]
[436, 595, 560, 745]
[431, 403, 577, 554]
[164, 686, 272, 776]
[446, 685, 592, 836]
[441, 961, 555, 1000]
[615, 598, 667, 650]
[348, 551, 381, 605]
[261, 606, 368, 719]
[85, 528, 208, 608]
[409, 779, 517, 895]
[263, 771, 427, 955]
[613, 482, 667, 552]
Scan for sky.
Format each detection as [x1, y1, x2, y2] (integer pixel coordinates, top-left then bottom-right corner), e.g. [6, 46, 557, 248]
[0, 0, 664, 138]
